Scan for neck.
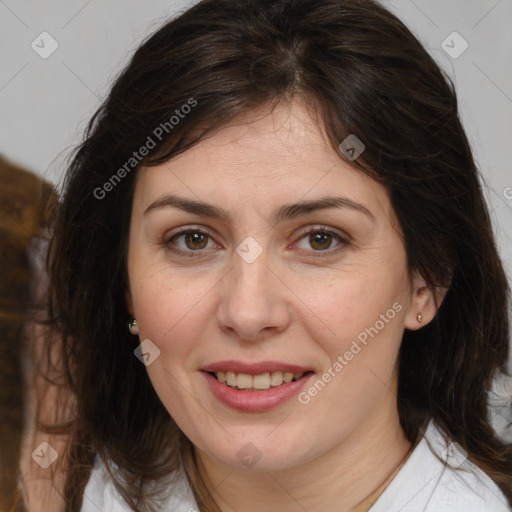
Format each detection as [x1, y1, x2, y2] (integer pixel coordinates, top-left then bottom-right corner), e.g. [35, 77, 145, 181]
[195, 395, 412, 512]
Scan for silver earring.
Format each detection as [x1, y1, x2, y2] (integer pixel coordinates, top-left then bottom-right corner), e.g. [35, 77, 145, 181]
[417, 314, 422, 323]
[128, 318, 139, 335]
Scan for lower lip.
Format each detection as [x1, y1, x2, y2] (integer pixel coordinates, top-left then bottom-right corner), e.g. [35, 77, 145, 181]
[202, 371, 313, 412]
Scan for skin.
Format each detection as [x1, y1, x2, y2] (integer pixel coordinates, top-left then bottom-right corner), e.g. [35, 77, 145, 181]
[126, 98, 439, 512]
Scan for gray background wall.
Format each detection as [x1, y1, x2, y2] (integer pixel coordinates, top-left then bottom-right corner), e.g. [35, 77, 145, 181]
[1, 0, 511, 282]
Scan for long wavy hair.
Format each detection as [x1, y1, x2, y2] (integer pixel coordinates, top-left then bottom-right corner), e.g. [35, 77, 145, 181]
[45, 0, 512, 510]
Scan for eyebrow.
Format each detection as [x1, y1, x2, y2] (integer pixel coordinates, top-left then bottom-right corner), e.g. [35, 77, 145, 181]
[143, 194, 374, 223]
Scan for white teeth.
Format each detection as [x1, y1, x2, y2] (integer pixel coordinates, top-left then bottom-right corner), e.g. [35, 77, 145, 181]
[270, 371, 284, 386]
[253, 373, 271, 389]
[214, 370, 306, 390]
[226, 371, 237, 387]
[236, 373, 253, 389]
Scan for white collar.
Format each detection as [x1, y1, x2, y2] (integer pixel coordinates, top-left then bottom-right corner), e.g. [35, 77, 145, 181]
[370, 419, 510, 511]
[82, 456, 198, 512]
[82, 419, 510, 512]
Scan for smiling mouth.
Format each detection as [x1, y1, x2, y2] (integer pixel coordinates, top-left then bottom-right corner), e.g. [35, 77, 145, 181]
[209, 370, 311, 391]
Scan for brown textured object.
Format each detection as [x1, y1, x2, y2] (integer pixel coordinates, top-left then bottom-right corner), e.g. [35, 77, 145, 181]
[0, 155, 57, 512]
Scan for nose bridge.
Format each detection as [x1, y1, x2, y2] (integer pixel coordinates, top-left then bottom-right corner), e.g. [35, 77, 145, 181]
[217, 237, 290, 340]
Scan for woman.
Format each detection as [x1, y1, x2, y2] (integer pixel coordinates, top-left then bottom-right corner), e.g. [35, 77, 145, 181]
[45, 0, 512, 511]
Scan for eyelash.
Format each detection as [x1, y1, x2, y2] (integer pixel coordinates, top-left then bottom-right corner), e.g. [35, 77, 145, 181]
[298, 226, 349, 257]
[163, 225, 349, 258]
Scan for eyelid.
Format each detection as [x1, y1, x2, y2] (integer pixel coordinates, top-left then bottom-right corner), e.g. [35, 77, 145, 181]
[291, 225, 350, 256]
[163, 224, 350, 257]
[164, 224, 211, 239]
[298, 224, 348, 239]
[163, 225, 220, 256]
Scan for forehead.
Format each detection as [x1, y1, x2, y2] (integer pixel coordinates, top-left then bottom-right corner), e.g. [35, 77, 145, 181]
[134, 100, 393, 223]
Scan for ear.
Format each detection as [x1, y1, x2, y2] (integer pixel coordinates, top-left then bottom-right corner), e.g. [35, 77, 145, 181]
[125, 290, 134, 317]
[404, 272, 447, 331]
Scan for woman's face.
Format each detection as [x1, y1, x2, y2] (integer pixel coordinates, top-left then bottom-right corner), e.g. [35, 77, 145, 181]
[126, 99, 429, 471]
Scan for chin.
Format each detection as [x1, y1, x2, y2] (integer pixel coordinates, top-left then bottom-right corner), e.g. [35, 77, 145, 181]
[203, 435, 308, 472]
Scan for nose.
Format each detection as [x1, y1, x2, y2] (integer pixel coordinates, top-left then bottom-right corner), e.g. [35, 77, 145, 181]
[216, 243, 292, 342]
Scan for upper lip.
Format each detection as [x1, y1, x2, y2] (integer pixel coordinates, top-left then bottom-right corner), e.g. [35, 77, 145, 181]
[202, 360, 312, 375]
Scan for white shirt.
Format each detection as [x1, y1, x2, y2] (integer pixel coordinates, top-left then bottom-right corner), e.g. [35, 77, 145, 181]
[81, 419, 511, 512]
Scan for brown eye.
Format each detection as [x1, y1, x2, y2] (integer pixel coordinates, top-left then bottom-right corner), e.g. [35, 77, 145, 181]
[295, 226, 348, 256]
[183, 232, 208, 250]
[165, 229, 215, 254]
[308, 232, 334, 251]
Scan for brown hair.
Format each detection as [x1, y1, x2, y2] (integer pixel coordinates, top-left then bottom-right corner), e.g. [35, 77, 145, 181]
[46, 0, 512, 510]
[0, 156, 56, 512]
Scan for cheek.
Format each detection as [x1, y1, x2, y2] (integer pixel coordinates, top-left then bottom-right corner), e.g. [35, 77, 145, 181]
[296, 273, 407, 431]
[294, 266, 409, 419]
[129, 272, 214, 416]
[129, 248, 194, 325]
[301, 265, 407, 353]
[129, 266, 220, 369]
